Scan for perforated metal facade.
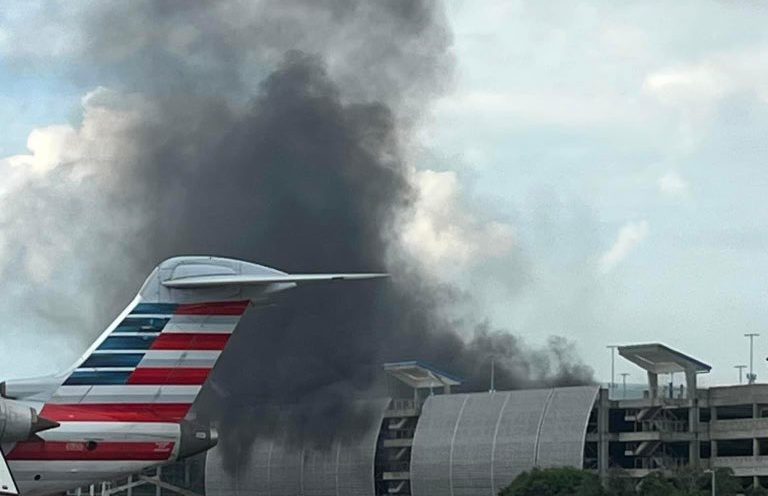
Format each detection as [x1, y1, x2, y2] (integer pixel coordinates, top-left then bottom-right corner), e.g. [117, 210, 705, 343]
[409, 386, 599, 496]
[205, 398, 390, 496]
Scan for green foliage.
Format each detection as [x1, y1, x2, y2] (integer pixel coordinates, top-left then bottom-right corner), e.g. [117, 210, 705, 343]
[636, 467, 741, 496]
[745, 485, 768, 496]
[498, 466, 744, 496]
[499, 467, 606, 496]
[604, 469, 637, 496]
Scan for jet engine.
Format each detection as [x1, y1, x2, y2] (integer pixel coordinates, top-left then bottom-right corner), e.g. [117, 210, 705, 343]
[0, 397, 58, 443]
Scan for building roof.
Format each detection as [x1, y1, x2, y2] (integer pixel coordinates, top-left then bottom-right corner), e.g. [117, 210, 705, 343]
[383, 361, 463, 389]
[618, 343, 711, 374]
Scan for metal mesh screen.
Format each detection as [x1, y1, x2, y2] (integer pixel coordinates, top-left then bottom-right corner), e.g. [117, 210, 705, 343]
[410, 386, 598, 496]
[205, 398, 389, 496]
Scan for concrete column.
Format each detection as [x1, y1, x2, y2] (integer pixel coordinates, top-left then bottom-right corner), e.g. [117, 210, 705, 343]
[648, 372, 658, 399]
[711, 440, 718, 458]
[689, 402, 700, 467]
[711, 406, 717, 421]
[598, 388, 609, 481]
[685, 370, 697, 400]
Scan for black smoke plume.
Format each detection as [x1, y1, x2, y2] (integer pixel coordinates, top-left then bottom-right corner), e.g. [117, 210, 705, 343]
[0, 0, 594, 466]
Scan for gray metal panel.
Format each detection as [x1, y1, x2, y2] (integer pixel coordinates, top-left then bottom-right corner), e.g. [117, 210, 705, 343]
[204, 448, 239, 496]
[204, 398, 389, 496]
[537, 386, 599, 468]
[452, 392, 507, 496]
[269, 445, 302, 496]
[410, 394, 467, 496]
[411, 386, 599, 496]
[492, 389, 553, 491]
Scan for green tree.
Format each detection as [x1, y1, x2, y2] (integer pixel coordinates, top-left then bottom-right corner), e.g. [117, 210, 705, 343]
[605, 468, 637, 496]
[746, 485, 768, 496]
[499, 467, 606, 496]
[637, 471, 679, 496]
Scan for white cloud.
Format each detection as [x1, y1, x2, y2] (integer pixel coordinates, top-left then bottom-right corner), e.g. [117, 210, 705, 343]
[398, 169, 516, 276]
[657, 171, 690, 198]
[644, 65, 728, 104]
[599, 221, 649, 274]
[644, 46, 768, 106]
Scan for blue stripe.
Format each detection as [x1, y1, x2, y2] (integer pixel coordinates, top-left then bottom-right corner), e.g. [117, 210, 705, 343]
[114, 317, 170, 333]
[81, 353, 145, 368]
[132, 303, 178, 315]
[64, 371, 132, 386]
[98, 335, 157, 351]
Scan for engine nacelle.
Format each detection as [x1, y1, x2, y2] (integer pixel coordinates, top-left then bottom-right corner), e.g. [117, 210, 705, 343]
[0, 397, 58, 442]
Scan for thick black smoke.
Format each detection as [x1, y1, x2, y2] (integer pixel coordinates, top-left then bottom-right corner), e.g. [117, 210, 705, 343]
[1, 0, 594, 465]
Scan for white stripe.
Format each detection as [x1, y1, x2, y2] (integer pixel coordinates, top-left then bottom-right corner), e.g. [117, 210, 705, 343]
[138, 350, 220, 368]
[162, 315, 240, 334]
[51, 385, 200, 404]
[39, 422, 179, 442]
[125, 313, 174, 319]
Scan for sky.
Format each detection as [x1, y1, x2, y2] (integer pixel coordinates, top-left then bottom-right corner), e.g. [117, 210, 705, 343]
[1, 0, 767, 387]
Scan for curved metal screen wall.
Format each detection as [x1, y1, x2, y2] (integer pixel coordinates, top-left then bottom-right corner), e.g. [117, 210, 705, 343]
[205, 398, 390, 496]
[410, 386, 599, 496]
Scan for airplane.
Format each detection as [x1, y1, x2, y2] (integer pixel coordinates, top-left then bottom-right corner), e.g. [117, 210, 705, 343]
[0, 256, 386, 496]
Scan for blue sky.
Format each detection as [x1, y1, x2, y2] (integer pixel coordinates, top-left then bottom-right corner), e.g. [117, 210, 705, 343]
[1, 0, 768, 386]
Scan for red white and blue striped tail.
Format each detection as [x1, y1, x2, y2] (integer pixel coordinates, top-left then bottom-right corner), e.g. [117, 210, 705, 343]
[19, 256, 387, 424]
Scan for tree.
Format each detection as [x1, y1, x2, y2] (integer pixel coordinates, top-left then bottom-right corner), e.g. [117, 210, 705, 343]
[637, 472, 679, 496]
[636, 467, 741, 496]
[605, 469, 637, 496]
[499, 467, 606, 496]
[745, 483, 768, 496]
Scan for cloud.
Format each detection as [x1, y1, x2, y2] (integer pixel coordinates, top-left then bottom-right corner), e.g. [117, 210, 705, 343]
[657, 171, 690, 198]
[398, 169, 516, 277]
[599, 221, 649, 274]
[644, 64, 728, 105]
[643, 46, 768, 107]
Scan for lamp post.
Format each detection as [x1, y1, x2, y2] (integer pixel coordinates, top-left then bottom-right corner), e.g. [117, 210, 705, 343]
[703, 469, 715, 496]
[620, 373, 630, 399]
[735, 365, 747, 384]
[745, 333, 760, 384]
[606, 345, 619, 393]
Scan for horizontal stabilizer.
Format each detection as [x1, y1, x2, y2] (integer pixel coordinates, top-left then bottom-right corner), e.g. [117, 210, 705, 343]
[162, 273, 389, 289]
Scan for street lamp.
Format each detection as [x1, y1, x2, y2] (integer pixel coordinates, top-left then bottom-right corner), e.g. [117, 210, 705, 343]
[606, 345, 619, 392]
[620, 373, 630, 399]
[745, 333, 760, 384]
[735, 365, 747, 384]
[703, 469, 715, 496]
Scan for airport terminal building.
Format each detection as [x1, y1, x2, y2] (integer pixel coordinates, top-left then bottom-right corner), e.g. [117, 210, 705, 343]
[81, 343, 768, 496]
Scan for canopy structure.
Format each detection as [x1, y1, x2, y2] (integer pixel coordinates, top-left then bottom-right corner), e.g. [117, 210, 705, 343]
[619, 343, 710, 399]
[383, 361, 462, 392]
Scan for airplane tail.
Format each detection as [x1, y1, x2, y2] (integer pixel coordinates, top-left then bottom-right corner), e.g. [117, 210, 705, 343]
[5, 256, 387, 424]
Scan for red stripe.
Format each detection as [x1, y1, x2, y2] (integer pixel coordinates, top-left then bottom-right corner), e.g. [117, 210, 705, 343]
[127, 367, 212, 385]
[40, 404, 190, 422]
[175, 301, 248, 315]
[150, 333, 230, 350]
[7, 441, 175, 461]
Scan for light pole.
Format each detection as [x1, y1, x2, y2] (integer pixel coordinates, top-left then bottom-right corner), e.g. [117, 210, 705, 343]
[620, 373, 630, 399]
[735, 365, 747, 384]
[606, 345, 619, 393]
[489, 356, 495, 393]
[704, 469, 715, 496]
[745, 333, 760, 384]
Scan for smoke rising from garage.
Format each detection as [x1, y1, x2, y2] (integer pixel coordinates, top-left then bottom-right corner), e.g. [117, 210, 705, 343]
[0, 0, 594, 468]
